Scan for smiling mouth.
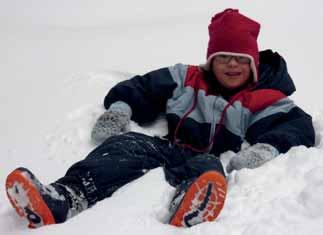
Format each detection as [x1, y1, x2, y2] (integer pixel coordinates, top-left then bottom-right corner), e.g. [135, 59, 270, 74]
[225, 72, 241, 76]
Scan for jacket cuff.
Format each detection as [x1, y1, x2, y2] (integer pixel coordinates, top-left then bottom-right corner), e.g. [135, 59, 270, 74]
[255, 143, 280, 158]
[108, 101, 132, 117]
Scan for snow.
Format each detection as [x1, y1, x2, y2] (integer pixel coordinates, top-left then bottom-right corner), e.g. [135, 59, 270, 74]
[1, 0, 323, 234]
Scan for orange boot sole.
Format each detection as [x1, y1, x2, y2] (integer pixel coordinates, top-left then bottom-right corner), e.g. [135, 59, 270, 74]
[169, 171, 227, 227]
[5, 169, 56, 228]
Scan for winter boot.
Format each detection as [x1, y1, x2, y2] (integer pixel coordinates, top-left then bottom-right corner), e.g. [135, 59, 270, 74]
[169, 170, 227, 227]
[5, 167, 88, 228]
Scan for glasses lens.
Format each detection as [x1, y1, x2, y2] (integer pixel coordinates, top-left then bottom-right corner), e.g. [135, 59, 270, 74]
[214, 55, 231, 63]
[214, 55, 251, 64]
[236, 56, 251, 64]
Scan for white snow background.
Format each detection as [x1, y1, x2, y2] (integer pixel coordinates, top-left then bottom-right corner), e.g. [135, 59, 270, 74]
[1, 0, 323, 234]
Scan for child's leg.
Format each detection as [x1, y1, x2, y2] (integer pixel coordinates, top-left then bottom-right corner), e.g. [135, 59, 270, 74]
[56, 132, 167, 205]
[166, 153, 227, 227]
[6, 132, 168, 228]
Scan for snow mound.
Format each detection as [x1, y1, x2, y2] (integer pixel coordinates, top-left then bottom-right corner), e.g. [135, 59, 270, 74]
[2, 72, 323, 235]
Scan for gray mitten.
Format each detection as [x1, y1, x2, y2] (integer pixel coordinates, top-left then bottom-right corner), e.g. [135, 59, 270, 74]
[91, 101, 132, 144]
[226, 143, 279, 173]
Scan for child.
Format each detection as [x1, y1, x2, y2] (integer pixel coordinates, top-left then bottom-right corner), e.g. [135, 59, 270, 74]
[5, 8, 315, 228]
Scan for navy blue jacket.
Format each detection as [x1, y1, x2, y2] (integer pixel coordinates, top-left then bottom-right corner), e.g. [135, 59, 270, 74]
[104, 50, 315, 156]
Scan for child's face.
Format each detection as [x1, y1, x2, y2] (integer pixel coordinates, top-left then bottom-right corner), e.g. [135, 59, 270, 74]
[211, 55, 251, 90]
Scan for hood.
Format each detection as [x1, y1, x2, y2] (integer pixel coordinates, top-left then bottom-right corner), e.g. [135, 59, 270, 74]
[205, 8, 260, 82]
[255, 50, 296, 96]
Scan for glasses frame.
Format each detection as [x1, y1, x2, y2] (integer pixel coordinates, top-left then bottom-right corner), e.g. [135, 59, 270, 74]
[214, 54, 251, 64]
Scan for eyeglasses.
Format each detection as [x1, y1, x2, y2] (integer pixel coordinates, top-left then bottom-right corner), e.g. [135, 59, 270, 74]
[214, 54, 251, 64]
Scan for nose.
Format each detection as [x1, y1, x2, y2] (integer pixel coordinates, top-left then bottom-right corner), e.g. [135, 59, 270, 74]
[227, 57, 239, 67]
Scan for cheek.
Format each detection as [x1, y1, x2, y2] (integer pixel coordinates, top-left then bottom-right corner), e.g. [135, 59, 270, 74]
[240, 67, 251, 82]
[212, 64, 223, 77]
[243, 66, 251, 77]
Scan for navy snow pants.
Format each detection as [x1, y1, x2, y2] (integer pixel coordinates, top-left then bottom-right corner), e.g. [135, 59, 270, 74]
[56, 132, 225, 207]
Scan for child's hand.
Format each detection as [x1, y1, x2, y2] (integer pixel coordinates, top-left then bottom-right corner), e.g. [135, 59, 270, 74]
[91, 101, 132, 144]
[226, 143, 279, 173]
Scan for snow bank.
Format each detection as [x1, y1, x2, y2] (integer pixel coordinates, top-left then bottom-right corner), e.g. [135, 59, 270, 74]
[2, 1, 323, 234]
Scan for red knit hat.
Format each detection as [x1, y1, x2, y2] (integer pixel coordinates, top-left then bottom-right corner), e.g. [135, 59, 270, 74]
[204, 9, 261, 82]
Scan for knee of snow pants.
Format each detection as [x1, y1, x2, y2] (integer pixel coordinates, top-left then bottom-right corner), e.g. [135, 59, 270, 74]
[163, 153, 225, 187]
